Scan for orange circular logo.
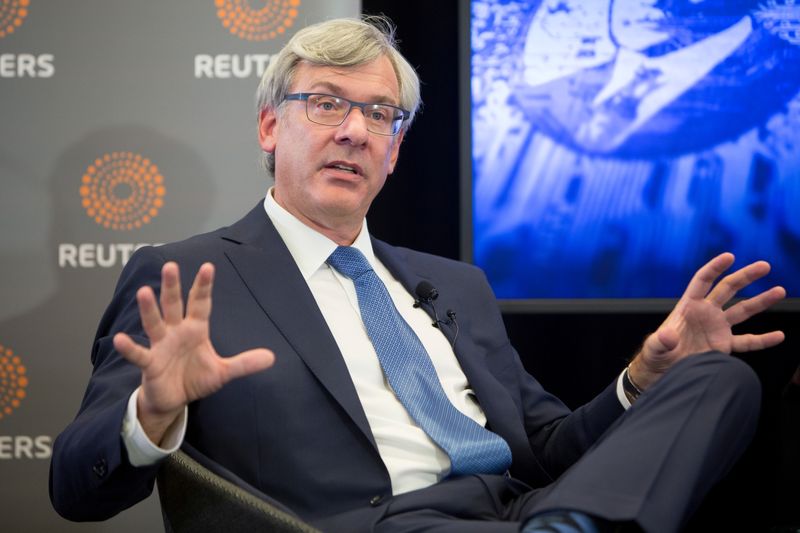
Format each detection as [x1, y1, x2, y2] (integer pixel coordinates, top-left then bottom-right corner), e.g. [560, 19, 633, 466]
[79, 152, 166, 231]
[0, 344, 28, 420]
[215, 0, 301, 41]
[0, 0, 29, 39]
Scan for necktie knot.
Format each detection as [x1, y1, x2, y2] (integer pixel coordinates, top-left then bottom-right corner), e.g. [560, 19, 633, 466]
[327, 246, 373, 280]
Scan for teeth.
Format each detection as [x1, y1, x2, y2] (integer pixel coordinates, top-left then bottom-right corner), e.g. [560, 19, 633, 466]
[331, 164, 356, 173]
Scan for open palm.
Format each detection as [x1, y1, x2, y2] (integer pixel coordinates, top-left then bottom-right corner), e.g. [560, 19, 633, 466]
[631, 253, 785, 389]
[113, 262, 274, 443]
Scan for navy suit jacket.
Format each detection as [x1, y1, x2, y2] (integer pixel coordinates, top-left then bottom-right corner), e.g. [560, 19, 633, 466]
[50, 203, 623, 531]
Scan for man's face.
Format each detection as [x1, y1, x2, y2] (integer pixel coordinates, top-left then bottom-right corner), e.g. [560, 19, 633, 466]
[258, 55, 404, 240]
[611, 0, 673, 51]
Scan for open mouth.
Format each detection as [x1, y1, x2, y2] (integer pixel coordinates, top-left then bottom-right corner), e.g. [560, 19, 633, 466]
[325, 161, 363, 176]
[329, 163, 358, 174]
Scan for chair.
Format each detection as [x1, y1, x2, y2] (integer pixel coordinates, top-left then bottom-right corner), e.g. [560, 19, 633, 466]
[157, 444, 321, 533]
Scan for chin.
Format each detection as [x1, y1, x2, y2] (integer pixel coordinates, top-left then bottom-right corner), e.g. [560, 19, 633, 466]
[319, 193, 370, 217]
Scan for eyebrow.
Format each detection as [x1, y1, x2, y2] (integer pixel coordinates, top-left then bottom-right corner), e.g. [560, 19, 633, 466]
[304, 81, 399, 106]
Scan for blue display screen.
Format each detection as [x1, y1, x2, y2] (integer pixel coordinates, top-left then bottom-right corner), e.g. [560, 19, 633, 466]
[471, 0, 800, 301]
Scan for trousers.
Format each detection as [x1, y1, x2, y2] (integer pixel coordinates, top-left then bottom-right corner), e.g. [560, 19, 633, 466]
[374, 353, 761, 533]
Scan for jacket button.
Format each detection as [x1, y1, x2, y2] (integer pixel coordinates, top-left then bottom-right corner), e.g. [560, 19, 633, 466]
[369, 495, 383, 506]
[92, 459, 107, 478]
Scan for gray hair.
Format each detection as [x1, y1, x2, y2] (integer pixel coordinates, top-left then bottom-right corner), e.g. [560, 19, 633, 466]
[255, 15, 421, 175]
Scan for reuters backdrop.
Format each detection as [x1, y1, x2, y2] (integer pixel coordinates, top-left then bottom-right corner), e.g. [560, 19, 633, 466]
[0, 1, 359, 531]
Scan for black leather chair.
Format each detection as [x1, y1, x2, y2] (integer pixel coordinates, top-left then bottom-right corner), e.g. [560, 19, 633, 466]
[157, 444, 320, 533]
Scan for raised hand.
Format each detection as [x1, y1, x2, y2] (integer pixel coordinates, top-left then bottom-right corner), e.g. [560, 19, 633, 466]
[113, 262, 275, 444]
[629, 253, 786, 390]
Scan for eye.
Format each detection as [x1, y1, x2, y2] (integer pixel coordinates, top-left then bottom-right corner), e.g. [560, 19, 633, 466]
[368, 106, 390, 122]
[312, 95, 343, 113]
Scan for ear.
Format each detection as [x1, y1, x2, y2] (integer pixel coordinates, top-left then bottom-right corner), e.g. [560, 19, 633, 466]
[387, 129, 405, 175]
[258, 107, 279, 153]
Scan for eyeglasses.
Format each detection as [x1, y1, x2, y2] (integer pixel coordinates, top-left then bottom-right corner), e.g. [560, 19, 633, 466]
[283, 93, 409, 136]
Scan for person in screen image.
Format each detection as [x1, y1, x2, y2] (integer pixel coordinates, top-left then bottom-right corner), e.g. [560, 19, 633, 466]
[513, 0, 800, 156]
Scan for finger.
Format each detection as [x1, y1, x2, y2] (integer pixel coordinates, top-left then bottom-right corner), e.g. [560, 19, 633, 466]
[113, 332, 153, 369]
[159, 262, 184, 325]
[682, 253, 735, 301]
[725, 286, 786, 326]
[731, 330, 785, 353]
[706, 260, 772, 307]
[186, 263, 215, 321]
[223, 348, 276, 382]
[137, 286, 166, 342]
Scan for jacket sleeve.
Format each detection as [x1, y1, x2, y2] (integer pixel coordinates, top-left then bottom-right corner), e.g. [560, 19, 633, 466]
[518, 354, 625, 478]
[49, 246, 167, 521]
[467, 265, 625, 479]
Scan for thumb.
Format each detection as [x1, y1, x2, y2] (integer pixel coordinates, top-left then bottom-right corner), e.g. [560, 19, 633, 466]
[642, 327, 680, 358]
[114, 332, 152, 369]
[223, 348, 276, 382]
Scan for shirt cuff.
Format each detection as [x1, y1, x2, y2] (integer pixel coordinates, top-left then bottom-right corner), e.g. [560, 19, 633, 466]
[121, 386, 187, 467]
[616, 368, 632, 410]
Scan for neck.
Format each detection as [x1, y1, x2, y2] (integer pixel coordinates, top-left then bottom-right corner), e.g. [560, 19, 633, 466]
[272, 192, 363, 246]
[287, 209, 363, 246]
[311, 219, 362, 247]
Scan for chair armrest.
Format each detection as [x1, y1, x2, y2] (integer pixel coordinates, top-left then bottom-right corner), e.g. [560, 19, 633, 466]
[157, 447, 321, 533]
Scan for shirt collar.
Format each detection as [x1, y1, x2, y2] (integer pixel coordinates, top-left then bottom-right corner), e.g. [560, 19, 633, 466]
[263, 187, 377, 280]
[620, 15, 751, 78]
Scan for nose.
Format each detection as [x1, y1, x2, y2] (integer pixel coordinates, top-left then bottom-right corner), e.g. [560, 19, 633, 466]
[334, 106, 370, 146]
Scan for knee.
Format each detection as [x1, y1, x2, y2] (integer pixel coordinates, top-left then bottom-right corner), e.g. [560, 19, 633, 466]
[716, 354, 760, 391]
[681, 352, 762, 415]
[704, 352, 759, 388]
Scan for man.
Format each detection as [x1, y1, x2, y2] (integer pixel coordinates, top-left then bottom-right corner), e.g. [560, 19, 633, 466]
[50, 16, 786, 533]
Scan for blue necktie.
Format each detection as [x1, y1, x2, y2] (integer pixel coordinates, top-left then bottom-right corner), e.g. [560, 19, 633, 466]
[327, 246, 512, 476]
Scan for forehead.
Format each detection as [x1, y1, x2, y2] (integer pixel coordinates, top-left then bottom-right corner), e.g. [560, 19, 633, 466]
[290, 56, 401, 103]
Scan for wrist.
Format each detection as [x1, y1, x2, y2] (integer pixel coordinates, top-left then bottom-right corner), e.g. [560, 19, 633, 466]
[628, 356, 668, 393]
[622, 365, 643, 404]
[136, 391, 183, 446]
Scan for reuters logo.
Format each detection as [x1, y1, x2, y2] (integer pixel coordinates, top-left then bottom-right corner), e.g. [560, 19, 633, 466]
[0, 0, 29, 39]
[215, 0, 300, 42]
[0, 344, 27, 420]
[79, 152, 166, 231]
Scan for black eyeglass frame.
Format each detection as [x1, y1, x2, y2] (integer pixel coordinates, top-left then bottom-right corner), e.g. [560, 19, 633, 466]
[283, 92, 410, 136]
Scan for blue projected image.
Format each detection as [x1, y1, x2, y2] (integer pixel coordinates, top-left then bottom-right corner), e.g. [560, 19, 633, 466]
[471, 0, 800, 300]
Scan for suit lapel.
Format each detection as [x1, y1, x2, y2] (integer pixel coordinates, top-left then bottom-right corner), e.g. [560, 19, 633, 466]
[372, 239, 526, 445]
[220, 205, 376, 448]
[370, 239, 438, 311]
